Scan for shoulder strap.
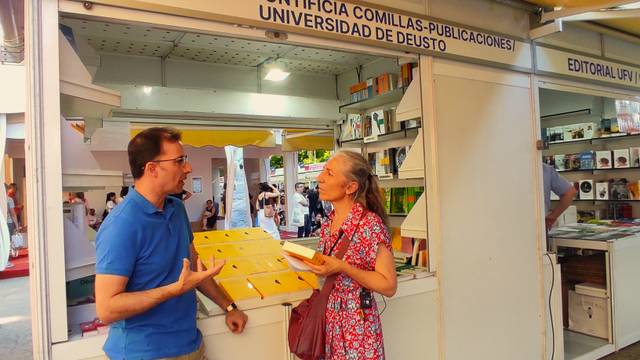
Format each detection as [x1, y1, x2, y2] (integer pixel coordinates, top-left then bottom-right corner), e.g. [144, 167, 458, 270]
[319, 212, 365, 294]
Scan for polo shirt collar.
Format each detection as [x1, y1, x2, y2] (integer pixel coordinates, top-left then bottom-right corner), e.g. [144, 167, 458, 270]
[128, 187, 176, 216]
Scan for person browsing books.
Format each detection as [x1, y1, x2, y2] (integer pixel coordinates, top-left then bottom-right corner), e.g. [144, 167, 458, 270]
[95, 127, 247, 359]
[305, 150, 397, 359]
[256, 182, 281, 240]
[543, 163, 577, 230]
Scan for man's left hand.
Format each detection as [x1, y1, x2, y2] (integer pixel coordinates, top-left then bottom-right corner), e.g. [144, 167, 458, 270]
[545, 215, 557, 230]
[225, 309, 248, 334]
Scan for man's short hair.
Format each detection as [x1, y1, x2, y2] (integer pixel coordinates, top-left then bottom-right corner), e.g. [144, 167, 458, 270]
[128, 127, 182, 179]
[295, 182, 305, 188]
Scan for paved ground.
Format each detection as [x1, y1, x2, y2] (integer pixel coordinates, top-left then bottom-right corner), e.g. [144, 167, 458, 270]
[0, 276, 32, 360]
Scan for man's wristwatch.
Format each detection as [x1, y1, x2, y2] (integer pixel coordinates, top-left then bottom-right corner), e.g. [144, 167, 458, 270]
[225, 302, 238, 313]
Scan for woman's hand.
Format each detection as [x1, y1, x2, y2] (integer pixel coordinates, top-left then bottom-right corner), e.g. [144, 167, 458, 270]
[305, 254, 345, 277]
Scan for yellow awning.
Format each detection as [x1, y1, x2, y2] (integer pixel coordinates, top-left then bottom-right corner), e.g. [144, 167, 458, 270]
[282, 130, 334, 151]
[130, 129, 276, 148]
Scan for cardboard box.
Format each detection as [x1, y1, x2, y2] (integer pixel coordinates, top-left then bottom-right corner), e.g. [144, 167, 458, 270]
[568, 289, 609, 339]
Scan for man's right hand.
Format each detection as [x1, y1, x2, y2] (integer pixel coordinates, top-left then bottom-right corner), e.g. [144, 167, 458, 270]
[171, 257, 225, 296]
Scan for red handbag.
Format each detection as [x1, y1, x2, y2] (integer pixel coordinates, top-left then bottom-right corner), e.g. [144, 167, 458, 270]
[288, 216, 361, 360]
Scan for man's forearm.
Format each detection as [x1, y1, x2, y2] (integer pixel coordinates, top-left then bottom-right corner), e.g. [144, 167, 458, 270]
[197, 278, 232, 310]
[98, 283, 177, 324]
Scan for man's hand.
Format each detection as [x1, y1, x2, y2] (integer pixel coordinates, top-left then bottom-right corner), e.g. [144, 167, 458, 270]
[171, 257, 225, 297]
[545, 214, 558, 231]
[225, 309, 248, 334]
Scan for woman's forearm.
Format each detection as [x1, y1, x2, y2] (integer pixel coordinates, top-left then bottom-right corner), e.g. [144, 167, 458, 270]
[339, 263, 397, 297]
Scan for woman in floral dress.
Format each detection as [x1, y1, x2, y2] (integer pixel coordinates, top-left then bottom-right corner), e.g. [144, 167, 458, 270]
[306, 150, 397, 359]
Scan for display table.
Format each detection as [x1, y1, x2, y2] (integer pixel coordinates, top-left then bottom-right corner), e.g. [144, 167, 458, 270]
[550, 223, 640, 359]
[51, 275, 438, 360]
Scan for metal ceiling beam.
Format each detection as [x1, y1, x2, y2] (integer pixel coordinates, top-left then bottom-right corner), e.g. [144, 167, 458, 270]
[540, 0, 639, 22]
[561, 8, 640, 21]
[530, 19, 563, 39]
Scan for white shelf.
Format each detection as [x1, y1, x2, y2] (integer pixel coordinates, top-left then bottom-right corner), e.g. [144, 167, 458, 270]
[398, 128, 425, 179]
[378, 177, 424, 189]
[62, 169, 123, 191]
[339, 87, 405, 114]
[401, 192, 427, 239]
[59, 31, 120, 121]
[396, 69, 421, 122]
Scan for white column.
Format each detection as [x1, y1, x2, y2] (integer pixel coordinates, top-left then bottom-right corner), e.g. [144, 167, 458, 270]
[0, 114, 9, 271]
[259, 156, 270, 182]
[26, 0, 68, 353]
[283, 152, 298, 232]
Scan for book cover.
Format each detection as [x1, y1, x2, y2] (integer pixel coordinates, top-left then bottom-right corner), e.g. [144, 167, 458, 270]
[565, 153, 580, 170]
[394, 146, 411, 174]
[370, 109, 387, 136]
[376, 149, 393, 176]
[349, 114, 362, 139]
[554, 154, 566, 171]
[578, 151, 595, 170]
[629, 147, 640, 168]
[340, 121, 354, 141]
[390, 188, 406, 214]
[596, 182, 609, 200]
[543, 156, 555, 168]
[613, 149, 630, 168]
[282, 241, 324, 265]
[610, 179, 630, 200]
[628, 181, 640, 200]
[595, 151, 612, 169]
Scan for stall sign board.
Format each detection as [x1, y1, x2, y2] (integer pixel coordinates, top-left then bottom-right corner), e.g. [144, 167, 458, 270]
[87, 0, 532, 70]
[535, 46, 640, 90]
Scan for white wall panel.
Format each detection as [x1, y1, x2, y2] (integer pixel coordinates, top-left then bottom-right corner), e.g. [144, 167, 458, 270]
[0, 64, 26, 114]
[429, 0, 530, 38]
[94, 53, 162, 86]
[536, 24, 602, 56]
[430, 60, 542, 359]
[603, 35, 640, 67]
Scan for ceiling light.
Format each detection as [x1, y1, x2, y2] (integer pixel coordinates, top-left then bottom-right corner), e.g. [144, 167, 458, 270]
[264, 67, 290, 81]
[142, 86, 152, 94]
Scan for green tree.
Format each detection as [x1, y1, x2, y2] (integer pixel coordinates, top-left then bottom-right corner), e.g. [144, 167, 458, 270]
[270, 155, 283, 170]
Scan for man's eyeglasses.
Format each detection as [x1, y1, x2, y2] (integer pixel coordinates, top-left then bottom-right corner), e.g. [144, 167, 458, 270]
[146, 155, 189, 168]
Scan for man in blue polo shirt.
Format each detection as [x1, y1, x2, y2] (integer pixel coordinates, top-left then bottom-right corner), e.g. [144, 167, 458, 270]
[95, 127, 247, 359]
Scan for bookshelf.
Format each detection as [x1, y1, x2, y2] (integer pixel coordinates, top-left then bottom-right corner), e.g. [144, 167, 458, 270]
[548, 133, 640, 146]
[339, 87, 405, 114]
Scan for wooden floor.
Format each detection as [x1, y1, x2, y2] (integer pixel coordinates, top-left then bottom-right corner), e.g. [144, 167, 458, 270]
[602, 342, 640, 360]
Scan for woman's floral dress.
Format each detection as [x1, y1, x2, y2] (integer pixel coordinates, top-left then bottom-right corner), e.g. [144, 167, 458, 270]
[317, 202, 391, 359]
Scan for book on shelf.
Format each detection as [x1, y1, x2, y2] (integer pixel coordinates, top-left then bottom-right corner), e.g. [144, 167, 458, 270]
[281, 241, 324, 265]
[369, 109, 389, 136]
[610, 179, 631, 200]
[578, 151, 595, 170]
[340, 113, 362, 140]
[369, 149, 394, 176]
[400, 63, 415, 88]
[630, 147, 640, 168]
[554, 154, 566, 171]
[628, 181, 640, 200]
[596, 182, 609, 200]
[393, 146, 411, 174]
[613, 148, 630, 168]
[596, 151, 612, 169]
[615, 100, 640, 134]
[543, 156, 555, 168]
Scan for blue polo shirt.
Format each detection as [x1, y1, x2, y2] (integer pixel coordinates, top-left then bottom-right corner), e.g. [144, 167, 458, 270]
[95, 187, 201, 359]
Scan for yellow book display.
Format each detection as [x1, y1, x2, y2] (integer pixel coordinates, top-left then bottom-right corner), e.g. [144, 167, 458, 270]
[193, 227, 318, 302]
[218, 278, 261, 301]
[297, 271, 320, 289]
[247, 271, 313, 298]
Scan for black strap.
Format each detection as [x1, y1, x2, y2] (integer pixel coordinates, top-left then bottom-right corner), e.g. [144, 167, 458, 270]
[326, 229, 344, 257]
